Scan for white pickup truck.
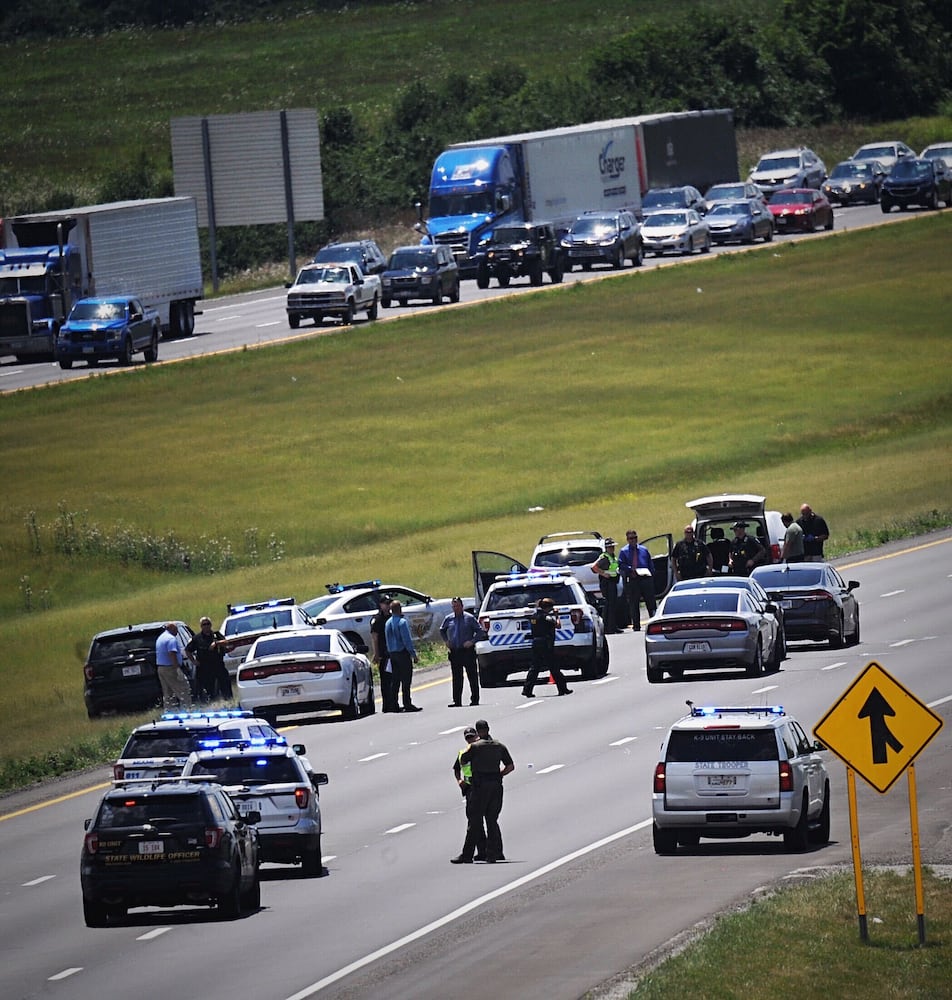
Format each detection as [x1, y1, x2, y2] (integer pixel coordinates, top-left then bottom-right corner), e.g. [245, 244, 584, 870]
[285, 262, 380, 328]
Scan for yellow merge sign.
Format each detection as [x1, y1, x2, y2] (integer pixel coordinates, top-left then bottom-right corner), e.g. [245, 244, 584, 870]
[814, 661, 944, 793]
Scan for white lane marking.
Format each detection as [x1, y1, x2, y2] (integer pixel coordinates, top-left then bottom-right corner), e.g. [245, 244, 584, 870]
[202, 294, 286, 312]
[384, 823, 416, 835]
[137, 927, 173, 941]
[822, 661, 848, 671]
[255, 321, 282, 328]
[359, 753, 389, 762]
[929, 695, 952, 707]
[22, 874, 56, 886]
[881, 590, 906, 597]
[48, 969, 82, 981]
[890, 639, 916, 647]
[0, 369, 25, 377]
[610, 736, 638, 747]
[284, 818, 653, 1000]
[439, 726, 469, 736]
[751, 685, 779, 695]
[215, 315, 242, 322]
[592, 675, 619, 685]
[323, 855, 337, 862]
[535, 764, 565, 775]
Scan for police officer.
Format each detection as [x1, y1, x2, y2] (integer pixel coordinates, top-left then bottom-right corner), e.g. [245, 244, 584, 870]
[591, 537, 621, 633]
[521, 597, 571, 697]
[450, 727, 487, 863]
[455, 719, 514, 864]
[729, 521, 766, 576]
[671, 525, 713, 581]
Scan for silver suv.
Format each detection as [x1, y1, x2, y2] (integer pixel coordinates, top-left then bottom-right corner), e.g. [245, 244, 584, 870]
[652, 705, 830, 854]
[183, 739, 328, 877]
[748, 147, 826, 195]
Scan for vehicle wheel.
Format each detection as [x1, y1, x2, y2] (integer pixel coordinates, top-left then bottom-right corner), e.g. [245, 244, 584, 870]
[497, 271, 511, 289]
[783, 794, 811, 852]
[646, 665, 663, 684]
[776, 626, 787, 664]
[848, 609, 861, 646]
[580, 638, 601, 679]
[302, 834, 323, 878]
[701, 236, 711, 253]
[432, 283, 442, 305]
[549, 259, 564, 284]
[360, 675, 376, 716]
[928, 190, 939, 210]
[652, 823, 678, 855]
[120, 336, 135, 366]
[59, 358, 74, 370]
[476, 267, 490, 290]
[382, 298, 392, 308]
[478, 662, 499, 688]
[768, 632, 783, 672]
[450, 280, 460, 303]
[598, 637, 610, 676]
[809, 782, 831, 845]
[632, 241, 644, 267]
[824, 213, 834, 231]
[367, 295, 379, 320]
[144, 330, 159, 363]
[242, 865, 261, 910]
[179, 301, 195, 336]
[342, 302, 355, 326]
[764, 225, 774, 242]
[881, 201, 891, 214]
[83, 898, 109, 927]
[218, 863, 243, 919]
[612, 245, 624, 270]
[829, 613, 845, 649]
[683, 238, 694, 256]
[341, 679, 359, 720]
[288, 313, 300, 329]
[745, 641, 764, 678]
[743, 228, 754, 245]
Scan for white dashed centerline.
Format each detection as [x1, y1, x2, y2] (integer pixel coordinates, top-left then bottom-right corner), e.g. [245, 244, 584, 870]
[822, 661, 848, 671]
[534, 764, 565, 775]
[880, 589, 906, 597]
[48, 969, 82, 982]
[385, 823, 416, 835]
[359, 753, 389, 763]
[610, 736, 638, 747]
[137, 927, 173, 941]
[22, 874, 56, 886]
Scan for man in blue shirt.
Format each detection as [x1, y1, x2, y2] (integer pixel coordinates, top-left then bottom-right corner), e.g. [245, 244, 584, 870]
[440, 597, 486, 707]
[384, 600, 421, 712]
[618, 530, 657, 630]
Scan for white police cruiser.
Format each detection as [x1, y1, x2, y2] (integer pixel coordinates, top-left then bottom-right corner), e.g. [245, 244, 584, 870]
[474, 569, 608, 688]
[219, 598, 316, 677]
[112, 710, 284, 782]
[652, 704, 831, 855]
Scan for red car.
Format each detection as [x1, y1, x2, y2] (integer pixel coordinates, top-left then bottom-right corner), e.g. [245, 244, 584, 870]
[768, 188, 834, 233]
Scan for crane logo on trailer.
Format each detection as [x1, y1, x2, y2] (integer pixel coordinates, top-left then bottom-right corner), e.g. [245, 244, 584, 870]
[599, 140, 626, 182]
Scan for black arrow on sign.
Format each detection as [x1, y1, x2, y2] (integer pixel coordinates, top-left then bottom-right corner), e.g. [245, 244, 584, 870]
[858, 687, 904, 764]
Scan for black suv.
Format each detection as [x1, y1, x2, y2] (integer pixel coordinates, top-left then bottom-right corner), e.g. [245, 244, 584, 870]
[381, 245, 460, 307]
[83, 620, 195, 718]
[313, 239, 388, 275]
[561, 210, 643, 271]
[881, 157, 952, 212]
[81, 780, 260, 925]
[475, 222, 563, 289]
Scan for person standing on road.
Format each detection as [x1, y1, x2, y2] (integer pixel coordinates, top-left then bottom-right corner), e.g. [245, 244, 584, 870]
[781, 513, 805, 563]
[521, 597, 571, 697]
[591, 538, 621, 633]
[618, 530, 657, 630]
[155, 622, 192, 711]
[450, 726, 488, 863]
[671, 525, 713, 582]
[729, 522, 766, 576]
[370, 596, 398, 713]
[385, 600, 421, 712]
[185, 615, 232, 702]
[453, 719, 514, 864]
[441, 597, 485, 707]
[797, 503, 830, 562]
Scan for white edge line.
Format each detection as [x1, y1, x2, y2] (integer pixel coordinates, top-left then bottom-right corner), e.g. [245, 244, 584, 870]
[48, 969, 82, 981]
[23, 874, 56, 886]
[137, 927, 173, 941]
[822, 661, 848, 671]
[928, 694, 952, 708]
[284, 818, 653, 1000]
[358, 753, 389, 762]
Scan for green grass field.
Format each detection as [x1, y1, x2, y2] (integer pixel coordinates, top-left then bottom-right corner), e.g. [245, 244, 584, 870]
[1, 214, 950, 782]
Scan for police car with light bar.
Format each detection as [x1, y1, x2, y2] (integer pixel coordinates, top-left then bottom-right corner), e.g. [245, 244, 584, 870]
[181, 737, 327, 877]
[474, 570, 609, 688]
[219, 598, 317, 677]
[652, 704, 830, 855]
[112, 710, 285, 782]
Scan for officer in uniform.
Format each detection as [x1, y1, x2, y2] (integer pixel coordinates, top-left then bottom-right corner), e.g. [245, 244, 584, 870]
[450, 727, 487, 863]
[729, 521, 766, 576]
[454, 719, 514, 864]
[521, 597, 572, 697]
[671, 525, 713, 581]
[591, 537, 621, 633]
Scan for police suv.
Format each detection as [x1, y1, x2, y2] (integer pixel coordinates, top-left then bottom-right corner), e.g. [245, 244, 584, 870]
[112, 710, 285, 782]
[652, 705, 831, 855]
[219, 598, 317, 677]
[474, 570, 608, 688]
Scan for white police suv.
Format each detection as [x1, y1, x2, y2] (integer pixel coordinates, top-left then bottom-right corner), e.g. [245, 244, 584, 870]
[652, 705, 830, 854]
[219, 598, 317, 677]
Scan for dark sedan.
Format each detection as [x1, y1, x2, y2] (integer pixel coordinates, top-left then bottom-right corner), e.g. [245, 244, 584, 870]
[750, 563, 859, 648]
[822, 160, 887, 206]
[768, 189, 834, 232]
[705, 200, 774, 245]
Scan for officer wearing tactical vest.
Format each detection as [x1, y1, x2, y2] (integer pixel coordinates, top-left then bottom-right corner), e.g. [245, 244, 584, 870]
[450, 727, 487, 863]
[521, 597, 572, 697]
[591, 537, 621, 633]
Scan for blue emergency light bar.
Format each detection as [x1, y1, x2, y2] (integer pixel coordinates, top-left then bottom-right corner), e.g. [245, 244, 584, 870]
[690, 705, 785, 717]
[325, 579, 381, 594]
[196, 735, 286, 751]
[161, 709, 252, 722]
[227, 598, 296, 614]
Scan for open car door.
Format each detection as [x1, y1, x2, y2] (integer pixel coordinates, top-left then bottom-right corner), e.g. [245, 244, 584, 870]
[642, 533, 674, 601]
[472, 550, 528, 607]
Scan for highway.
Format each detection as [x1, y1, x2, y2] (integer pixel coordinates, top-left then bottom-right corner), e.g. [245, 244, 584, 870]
[0, 200, 920, 394]
[1, 532, 949, 1000]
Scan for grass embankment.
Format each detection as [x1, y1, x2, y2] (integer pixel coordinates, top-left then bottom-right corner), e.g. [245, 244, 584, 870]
[628, 868, 952, 1000]
[1, 216, 951, 788]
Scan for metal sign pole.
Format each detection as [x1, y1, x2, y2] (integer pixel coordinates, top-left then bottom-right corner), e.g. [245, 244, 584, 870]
[907, 764, 927, 945]
[847, 767, 868, 942]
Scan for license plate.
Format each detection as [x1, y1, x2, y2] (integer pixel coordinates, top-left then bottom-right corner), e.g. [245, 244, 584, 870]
[236, 800, 263, 815]
[706, 774, 737, 787]
[82, 346, 95, 353]
[122, 664, 141, 677]
[138, 841, 164, 855]
[279, 684, 302, 698]
[683, 641, 711, 653]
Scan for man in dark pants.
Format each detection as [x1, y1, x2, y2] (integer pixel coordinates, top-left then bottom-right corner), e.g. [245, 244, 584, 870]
[618, 530, 657, 630]
[521, 597, 572, 697]
[796, 503, 830, 562]
[450, 727, 487, 863]
[453, 719, 514, 864]
[384, 600, 421, 712]
[729, 521, 766, 576]
[440, 597, 485, 707]
[591, 537, 621, 633]
[185, 616, 232, 702]
[370, 596, 398, 712]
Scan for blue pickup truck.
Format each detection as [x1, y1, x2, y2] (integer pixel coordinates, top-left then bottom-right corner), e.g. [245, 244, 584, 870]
[55, 296, 161, 369]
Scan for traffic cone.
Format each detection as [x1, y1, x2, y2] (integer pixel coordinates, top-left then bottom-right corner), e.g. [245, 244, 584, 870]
[548, 671, 556, 685]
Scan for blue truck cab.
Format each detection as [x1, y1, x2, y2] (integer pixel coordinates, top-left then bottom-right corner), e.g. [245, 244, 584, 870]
[416, 145, 524, 276]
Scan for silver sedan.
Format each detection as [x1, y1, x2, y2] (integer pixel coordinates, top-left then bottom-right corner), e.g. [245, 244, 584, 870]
[645, 588, 781, 683]
[640, 210, 711, 257]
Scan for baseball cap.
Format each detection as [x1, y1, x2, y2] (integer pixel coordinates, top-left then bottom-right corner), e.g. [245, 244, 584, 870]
[199, 615, 212, 625]
[604, 537, 615, 546]
[732, 521, 749, 529]
[463, 727, 478, 737]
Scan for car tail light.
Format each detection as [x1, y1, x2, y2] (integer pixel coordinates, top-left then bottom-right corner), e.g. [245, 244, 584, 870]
[802, 590, 835, 602]
[113, 764, 124, 780]
[84, 832, 99, 854]
[84, 663, 94, 681]
[653, 763, 666, 793]
[770, 543, 781, 562]
[778, 761, 794, 792]
[648, 618, 747, 635]
[294, 787, 310, 809]
[479, 616, 490, 631]
[205, 826, 224, 848]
